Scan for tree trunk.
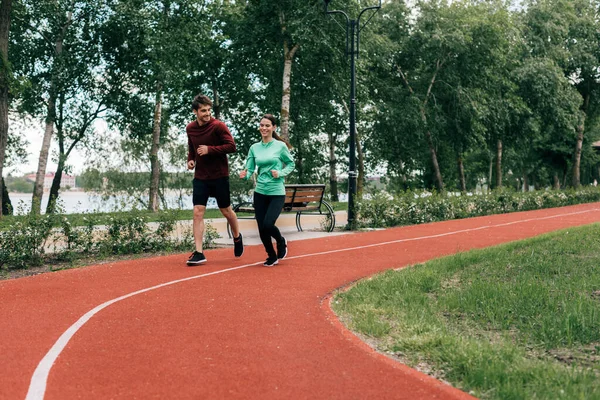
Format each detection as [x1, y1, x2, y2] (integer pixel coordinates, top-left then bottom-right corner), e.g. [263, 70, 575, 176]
[280, 39, 299, 142]
[32, 26, 70, 214]
[488, 154, 493, 193]
[148, 89, 162, 212]
[46, 156, 65, 214]
[495, 139, 503, 189]
[0, 0, 12, 218]
[45, 97, 102, 214]
[32, 101, 56, 214]
[45, 92, 65, 214]
[425, 129, 444, 192]
[328, 131, 338, 202]
[571, 117, 585, 188]
[212, 79, 220, 121]
[522, 173, 528, 192]
[553, 172, 560, 190]
[457, 155, 466, 194]
[572, 92, 590, 188]
[295, 140, 304, 182]
[398, 61, 445, 192]
[1, 177, 10, 215]
[356, 127, 365, 199]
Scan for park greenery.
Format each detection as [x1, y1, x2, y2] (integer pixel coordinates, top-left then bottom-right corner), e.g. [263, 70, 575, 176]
[357, 185, 600, 227]
[1, 0, 600, 218]
[1, 185, 599, 271]
[0, 203, 221, 271]
[2, 2, 600, 390]
[333, 223, 600, 399]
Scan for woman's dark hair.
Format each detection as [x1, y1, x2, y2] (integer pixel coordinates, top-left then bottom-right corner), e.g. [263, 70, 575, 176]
[262, 114, 292, 149]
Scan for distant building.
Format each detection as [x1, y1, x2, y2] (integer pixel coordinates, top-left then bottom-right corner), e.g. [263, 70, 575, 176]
[25, 172, 77, 191]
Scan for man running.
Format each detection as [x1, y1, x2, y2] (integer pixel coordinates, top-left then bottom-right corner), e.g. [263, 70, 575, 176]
[186, 94, 243, 265]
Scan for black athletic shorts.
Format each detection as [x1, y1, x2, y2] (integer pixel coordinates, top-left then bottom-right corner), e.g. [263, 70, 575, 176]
[192, 177, 231, 209]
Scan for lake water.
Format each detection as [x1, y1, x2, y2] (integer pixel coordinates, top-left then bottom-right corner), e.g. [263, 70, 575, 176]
[7, 191, 218, 215]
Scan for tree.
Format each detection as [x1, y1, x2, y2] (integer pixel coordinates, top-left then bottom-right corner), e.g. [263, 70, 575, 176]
[523, 0, 600, 187]
[3, 117, 30, 213]
[515, 58, 582, 188]
[368, 1, 480, 191]
[237, 0, 326, 141]
[20, 1, 74, 213]
[10, 0, 109, 213]
[102, 0, 212, 212]
[0, 0, 12, 218]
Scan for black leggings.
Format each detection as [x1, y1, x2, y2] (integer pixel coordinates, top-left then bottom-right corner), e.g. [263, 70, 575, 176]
[253, 192, 285, 258]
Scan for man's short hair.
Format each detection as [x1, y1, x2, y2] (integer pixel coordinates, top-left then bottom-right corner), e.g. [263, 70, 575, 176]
[192, 94, 213, 110]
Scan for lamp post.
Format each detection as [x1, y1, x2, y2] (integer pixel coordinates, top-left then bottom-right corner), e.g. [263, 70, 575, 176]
[324, 0, 381, 230]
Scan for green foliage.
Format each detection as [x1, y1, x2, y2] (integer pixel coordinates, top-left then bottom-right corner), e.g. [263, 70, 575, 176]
[0, 211, 57, 268]
[5, 176, 33, 193]
[0, 207, 219, 271]
[356, 187, 600, 228]
[52, 214, 98, 261]
[102, 211, 151, 254]
[5, 0, 600, 212]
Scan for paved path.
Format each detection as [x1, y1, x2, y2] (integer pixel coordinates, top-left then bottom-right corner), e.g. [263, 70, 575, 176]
[2, 203, 600, 400]
[210, 210, 350, 247]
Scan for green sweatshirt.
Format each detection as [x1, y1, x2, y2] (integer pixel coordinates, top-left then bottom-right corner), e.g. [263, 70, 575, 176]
[243, 139, 295, 196]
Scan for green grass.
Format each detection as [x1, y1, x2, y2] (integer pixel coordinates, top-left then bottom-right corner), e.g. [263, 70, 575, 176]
[333, 223, 600, 400]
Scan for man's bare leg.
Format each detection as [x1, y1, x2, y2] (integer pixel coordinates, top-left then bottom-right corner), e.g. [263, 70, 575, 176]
[221, 206, 244, 257]
[193, 205, 206, 252]
[221, 206, 240, 238]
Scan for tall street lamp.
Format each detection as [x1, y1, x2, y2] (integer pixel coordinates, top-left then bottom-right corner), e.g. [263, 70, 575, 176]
[324, 0, 381, 230]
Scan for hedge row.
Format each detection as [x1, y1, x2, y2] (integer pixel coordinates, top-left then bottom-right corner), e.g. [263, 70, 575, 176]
[356, 187, 600, 228]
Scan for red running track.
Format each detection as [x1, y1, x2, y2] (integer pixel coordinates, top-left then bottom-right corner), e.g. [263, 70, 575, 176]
[2, 203, 600, 400]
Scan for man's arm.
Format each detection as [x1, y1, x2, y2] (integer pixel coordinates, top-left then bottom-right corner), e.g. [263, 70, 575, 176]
[187, 134, 196, 162]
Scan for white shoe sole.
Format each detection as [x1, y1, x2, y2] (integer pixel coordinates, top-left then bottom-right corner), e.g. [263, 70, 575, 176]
[264, 259, 279, 267]
[187, 259, 207, 266]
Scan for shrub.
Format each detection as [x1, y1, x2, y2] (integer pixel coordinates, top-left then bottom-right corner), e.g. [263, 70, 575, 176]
[0, 212, 57, 269]
[356, 187, 600, 229]
[0, 207, 220, 271]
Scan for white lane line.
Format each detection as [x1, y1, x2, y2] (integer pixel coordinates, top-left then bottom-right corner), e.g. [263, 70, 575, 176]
[25, 261, 264, 400]
[285, 208, 600, 260]
[25, 207, 600, 400]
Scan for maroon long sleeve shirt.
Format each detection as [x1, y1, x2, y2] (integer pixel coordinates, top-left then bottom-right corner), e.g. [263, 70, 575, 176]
[186, 118, 236, 180]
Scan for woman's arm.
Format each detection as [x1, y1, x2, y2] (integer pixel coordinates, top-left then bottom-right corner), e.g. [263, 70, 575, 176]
[279, 145, 295, 177]
[240, 146, 256, 180]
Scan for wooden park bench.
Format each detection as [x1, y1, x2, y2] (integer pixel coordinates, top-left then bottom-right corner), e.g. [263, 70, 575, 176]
[227, 184, 336, 238]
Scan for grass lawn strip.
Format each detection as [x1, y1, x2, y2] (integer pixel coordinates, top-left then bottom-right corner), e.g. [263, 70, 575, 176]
[333, 223, 600, 400]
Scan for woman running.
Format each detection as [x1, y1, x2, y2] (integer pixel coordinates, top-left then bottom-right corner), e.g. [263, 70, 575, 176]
[239, 114, 295, 266]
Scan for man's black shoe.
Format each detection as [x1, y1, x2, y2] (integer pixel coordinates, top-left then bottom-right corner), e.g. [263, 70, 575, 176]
[187, 251, 207, 266]
[234, 233, 244, 257]
[277, 237, 287, 260]
[263, 256, 279, 267]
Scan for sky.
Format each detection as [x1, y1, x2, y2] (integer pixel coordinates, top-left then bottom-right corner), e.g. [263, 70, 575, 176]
[14, 118, 190, 177]
[13, 121, 95, 177]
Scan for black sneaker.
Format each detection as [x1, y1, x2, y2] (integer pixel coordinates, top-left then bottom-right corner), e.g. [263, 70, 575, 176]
[187, 251, 206, 266]
[277, 237, 287, 260]
[263, 256, 279, 267]
[233, 233, 244, 257]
